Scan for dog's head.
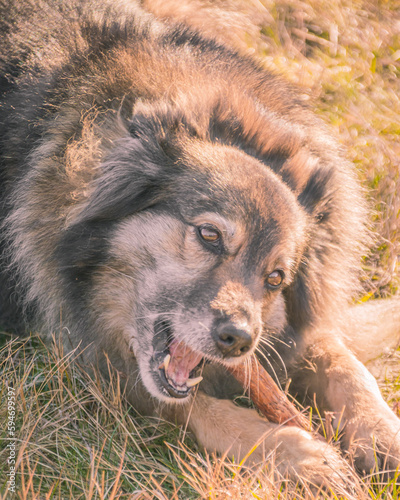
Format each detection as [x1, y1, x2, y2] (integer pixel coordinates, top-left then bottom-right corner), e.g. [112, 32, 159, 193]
[59, 100, 308, 402]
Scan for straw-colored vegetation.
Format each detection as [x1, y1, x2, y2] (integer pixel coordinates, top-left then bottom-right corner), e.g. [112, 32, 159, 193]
[1, 1, 399, 498]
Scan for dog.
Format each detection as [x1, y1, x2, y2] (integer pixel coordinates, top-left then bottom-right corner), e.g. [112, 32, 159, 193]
[1, 0, 399, 488]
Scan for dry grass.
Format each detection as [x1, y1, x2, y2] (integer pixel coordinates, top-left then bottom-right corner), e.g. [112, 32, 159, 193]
[1, 0, 400, 498]
[255, 0, 400, 298]
[1, 335, 193, 499]
[1, 334, 399, 499]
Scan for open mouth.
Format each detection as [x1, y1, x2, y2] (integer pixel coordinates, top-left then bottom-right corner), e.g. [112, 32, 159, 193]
[153, 319, 204, 399]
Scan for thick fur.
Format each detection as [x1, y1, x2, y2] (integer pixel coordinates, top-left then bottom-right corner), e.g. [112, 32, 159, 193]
[1, 0, 399, 488]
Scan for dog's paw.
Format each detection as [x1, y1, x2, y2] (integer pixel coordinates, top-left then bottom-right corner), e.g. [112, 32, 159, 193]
[341, 405, 400, 476]
[189, 394, 354, 490]
[251, 425, 354, 491]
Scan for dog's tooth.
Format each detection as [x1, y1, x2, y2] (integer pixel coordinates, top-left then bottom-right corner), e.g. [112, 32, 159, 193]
[159, 353, 170, 371]
[186, 376, 203, 388]
[164, 353, 170, 371]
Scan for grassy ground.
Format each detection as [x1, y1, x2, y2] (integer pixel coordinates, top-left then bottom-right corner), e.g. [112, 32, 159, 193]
[1, 0, 400, 498]
[2, 334, 400, 500]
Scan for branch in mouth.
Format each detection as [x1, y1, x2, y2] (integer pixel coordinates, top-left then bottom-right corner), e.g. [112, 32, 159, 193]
[153, 318, 309, 427]
[227, 356, 310, 430]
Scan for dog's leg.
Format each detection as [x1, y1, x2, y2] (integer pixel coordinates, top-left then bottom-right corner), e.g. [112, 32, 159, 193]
[161, 391, 353, 489]
[295, 302, 400, 475]
[320, 343, 400, 474]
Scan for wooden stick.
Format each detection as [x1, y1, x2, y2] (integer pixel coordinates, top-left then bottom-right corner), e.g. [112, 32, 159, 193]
[227, 356, 310, 431]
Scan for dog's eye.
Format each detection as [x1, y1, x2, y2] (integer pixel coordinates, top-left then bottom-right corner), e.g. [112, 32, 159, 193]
[266, 270, 284, 288]
[199, 225, 220, 243]
[197, 225, 222, 249]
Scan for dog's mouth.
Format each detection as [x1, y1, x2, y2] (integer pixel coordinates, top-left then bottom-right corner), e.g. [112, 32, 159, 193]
[153, 319, 204, 399]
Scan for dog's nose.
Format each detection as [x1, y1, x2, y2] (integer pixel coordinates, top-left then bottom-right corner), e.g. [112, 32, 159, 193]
[214, 322, 253, 358]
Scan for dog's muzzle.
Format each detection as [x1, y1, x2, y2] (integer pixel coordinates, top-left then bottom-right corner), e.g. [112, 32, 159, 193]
[152, 317, 255, 400]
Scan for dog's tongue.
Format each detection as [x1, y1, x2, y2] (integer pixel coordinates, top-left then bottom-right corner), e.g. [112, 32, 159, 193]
[166, 339, 203, 386]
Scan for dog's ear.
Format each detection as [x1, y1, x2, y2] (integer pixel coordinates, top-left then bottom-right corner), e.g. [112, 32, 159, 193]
[130, 99, 202, 159]
[72, 123, 175, 226]
[72, 101, 200, 225]
[73, 138, 170, 224]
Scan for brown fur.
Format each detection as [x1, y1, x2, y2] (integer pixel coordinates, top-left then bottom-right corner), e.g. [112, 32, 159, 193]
[0, 0, 399, 490]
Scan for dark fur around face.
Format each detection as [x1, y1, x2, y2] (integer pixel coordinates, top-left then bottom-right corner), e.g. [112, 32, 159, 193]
[0, 1, 366, 402]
